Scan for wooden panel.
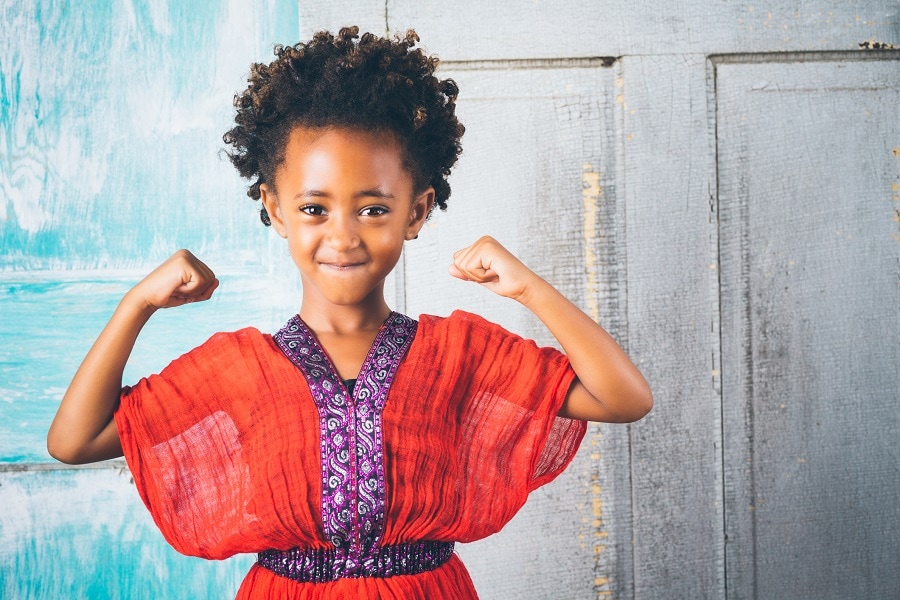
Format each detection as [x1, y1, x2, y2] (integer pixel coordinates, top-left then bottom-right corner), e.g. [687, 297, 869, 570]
[386, 0, 897, 60]
[717, 55, 900, 600]
[0, 0, 303, 466]
[404, 62, 617, 331]
[0, 0, 297, 270]
[0, 466, 254, 598]
[621, 54, 725, 600]
[403, 61, 629, 598]
[0, 0, 306, 441]
[0, 273, 298, 463]
[298, 0, 387, 39]
[0, 2, 298, 596]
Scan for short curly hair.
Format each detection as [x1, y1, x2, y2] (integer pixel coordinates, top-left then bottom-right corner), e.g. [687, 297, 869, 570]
[223, 26, 465, 226]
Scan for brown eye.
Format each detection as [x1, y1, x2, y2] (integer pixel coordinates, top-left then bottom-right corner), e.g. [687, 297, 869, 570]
[300, 204, 326, 216]
[360, 206, 389, 217]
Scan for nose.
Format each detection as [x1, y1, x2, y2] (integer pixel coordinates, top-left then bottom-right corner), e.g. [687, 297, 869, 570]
[324, 212, 360, 251]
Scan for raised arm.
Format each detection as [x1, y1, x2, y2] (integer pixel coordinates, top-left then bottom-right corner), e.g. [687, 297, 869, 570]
[449, 236, 652, 423]
[47, 250, 218, 464]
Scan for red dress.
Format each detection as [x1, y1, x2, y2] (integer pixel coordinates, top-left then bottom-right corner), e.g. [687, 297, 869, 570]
[115, 310, 587, 598]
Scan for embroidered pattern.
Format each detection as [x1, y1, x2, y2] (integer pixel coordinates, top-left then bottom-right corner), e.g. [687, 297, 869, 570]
[257, 540, 456, 583]
[272, 312, 418, 576]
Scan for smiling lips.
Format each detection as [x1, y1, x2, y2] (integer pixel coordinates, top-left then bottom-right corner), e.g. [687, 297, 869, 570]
[319, 260, 367, 270]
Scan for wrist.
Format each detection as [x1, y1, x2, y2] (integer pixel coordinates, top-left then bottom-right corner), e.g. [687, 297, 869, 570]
[516, 275, 556, 309]
[119, 289, 158, 322]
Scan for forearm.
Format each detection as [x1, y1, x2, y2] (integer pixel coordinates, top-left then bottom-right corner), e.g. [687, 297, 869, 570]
[449, 235, 651, 422]
[518, 278, 652, 422]
[48, 291, 155, 464]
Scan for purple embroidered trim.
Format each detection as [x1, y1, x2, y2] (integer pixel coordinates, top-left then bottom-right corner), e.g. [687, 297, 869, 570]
[272, 312, 417, 571]
[258, 540, 455, 582]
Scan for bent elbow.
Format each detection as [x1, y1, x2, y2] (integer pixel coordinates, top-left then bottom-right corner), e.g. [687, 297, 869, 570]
[46, 430, 90, 465]
[622, 386, 653, 423]
[47, 435, 78, 465]
[47, 440, 71, 464]
[635, 388, 654, 421]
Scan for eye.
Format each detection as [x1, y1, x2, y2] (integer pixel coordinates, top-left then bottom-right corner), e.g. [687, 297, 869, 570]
[299, 204, 326, 216]
[360, 205, 390, 217]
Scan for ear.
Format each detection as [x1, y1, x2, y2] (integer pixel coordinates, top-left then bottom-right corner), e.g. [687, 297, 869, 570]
[405, 187, 435, 240]
[259, 183, 287, 238]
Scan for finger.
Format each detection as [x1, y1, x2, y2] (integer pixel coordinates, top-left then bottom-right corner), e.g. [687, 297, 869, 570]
[449, 264, 469, 280]
[452, 237, 487, 260]
[453, 260, 498, 284]
[196, 277, 220, 301]
[452, 247, 472, 264]
[174, 276, 204, 294]
[170, 277, 210, 304]
[196, 260, 216, 282]
[460, 253, 494, 280]
[466, 268, 499, 284]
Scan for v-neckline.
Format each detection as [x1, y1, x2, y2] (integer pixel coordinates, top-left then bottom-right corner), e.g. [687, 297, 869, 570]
[295, 311, 398, 397]
[272, 311, 419, 557]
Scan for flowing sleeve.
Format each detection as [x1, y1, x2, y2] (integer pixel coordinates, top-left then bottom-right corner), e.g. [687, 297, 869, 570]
[113, 328, 320, 559]
[443, 311, 587, 491]
[381, 311, 587, 544]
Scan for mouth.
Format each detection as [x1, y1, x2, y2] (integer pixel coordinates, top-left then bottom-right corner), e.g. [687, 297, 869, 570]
[319, 261, 366, 271]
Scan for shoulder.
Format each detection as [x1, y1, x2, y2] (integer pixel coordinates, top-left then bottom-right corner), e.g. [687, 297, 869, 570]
[418, 309, 506, 342]
[159, 326, 279, 376]
[418, 309, 512, 335]
[186, 326, 272, 355]
[416, 309, 548, 356]
[204, 326, 272, 348]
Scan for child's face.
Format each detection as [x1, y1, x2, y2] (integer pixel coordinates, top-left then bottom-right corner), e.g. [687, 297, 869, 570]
[260, 127, 433, 309]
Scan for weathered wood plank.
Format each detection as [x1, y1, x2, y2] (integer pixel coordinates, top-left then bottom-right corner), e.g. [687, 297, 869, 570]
[0, 2, 298, 597]
[0, 0, 296, 271]
[717, 55, 900, 600]
[0, 466, 255, 598]
[621, 54, 726, 600]
[386, 0, 898, 60]
[298, 0, 387, 39]
[0, 273, 299, 463]
[402, 63, 628, 599]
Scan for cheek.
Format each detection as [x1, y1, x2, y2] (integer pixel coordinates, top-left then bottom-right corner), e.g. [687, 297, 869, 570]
[285, 232, 313, 258]
[361, 232, 402, 267]
[376, 228, 407, 251]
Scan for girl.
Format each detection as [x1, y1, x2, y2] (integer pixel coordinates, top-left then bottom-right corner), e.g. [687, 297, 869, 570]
[48, 27, 652, 598]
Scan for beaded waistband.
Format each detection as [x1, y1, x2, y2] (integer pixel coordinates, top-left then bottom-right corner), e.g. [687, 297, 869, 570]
[257, 540, 455, 583]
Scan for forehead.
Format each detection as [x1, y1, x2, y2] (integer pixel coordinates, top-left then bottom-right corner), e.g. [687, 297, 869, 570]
[274, 126, 413, 195]
[275, 127, 413, 197]
[281, 126, 404, 169]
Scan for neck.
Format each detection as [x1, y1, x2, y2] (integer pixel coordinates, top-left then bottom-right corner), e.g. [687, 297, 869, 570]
[298, 290, 393, 335]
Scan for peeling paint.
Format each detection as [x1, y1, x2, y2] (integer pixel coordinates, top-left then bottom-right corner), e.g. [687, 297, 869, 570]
[589, 426, 608, 598]
[581, 164, 602, 324]
[858, 40, 897, 50]
[0, 0, 278, 266]
[581, 165, 608, 599]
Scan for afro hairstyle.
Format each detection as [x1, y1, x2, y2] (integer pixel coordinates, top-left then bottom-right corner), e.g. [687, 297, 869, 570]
[223, 26, 465, 226]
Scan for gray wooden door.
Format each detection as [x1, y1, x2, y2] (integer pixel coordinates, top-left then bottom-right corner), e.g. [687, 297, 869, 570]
[717, 54, 900, 599]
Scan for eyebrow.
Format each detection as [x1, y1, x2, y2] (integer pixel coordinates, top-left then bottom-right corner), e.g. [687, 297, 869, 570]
[294, 189, 396, 201]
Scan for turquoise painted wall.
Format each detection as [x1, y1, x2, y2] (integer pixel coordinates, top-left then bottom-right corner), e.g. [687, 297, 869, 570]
[1, 1, 298, 596]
